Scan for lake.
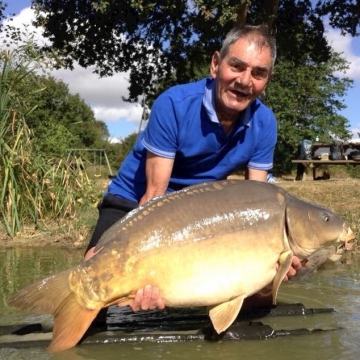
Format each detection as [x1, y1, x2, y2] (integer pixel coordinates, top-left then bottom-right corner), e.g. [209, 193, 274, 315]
[0, 246, 359, 360]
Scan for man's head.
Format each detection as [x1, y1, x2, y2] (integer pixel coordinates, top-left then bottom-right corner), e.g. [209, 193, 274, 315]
[210, 25, 276, 120]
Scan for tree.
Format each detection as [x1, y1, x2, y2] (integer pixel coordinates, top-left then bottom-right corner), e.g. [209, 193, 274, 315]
[267, 51, 353, 173]
[30, 0, 359, 102]
[10, 72, 108, 158]
[0, 0, 8, 29]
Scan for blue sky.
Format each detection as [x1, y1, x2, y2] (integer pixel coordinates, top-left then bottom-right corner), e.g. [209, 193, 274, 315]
[4, 0, 360, 140]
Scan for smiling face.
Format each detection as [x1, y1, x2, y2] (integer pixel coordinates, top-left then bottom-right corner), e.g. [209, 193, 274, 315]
[210, 36, 273, 121]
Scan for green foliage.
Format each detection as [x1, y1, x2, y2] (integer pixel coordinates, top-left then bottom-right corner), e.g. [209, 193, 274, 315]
[0, 0, 6, 27]
[267, 51, 353, 174]
[98, 133, 139, 170]
[30, 0, 359, 103]
[0, 45, 97, 238]
[118, 133, 139, 164]
[9, 72, 107, 158]
[346, 165, 360, 179]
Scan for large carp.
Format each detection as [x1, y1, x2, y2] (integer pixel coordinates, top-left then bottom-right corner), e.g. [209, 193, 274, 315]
[8, 180, 354, 352]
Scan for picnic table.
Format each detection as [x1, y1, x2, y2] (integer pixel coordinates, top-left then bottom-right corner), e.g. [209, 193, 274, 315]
[292, 141, 360, 180]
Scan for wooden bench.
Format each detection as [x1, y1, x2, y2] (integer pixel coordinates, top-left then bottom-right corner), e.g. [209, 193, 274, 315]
[292, 141, 360, 180]
[292, 159, 360, 180]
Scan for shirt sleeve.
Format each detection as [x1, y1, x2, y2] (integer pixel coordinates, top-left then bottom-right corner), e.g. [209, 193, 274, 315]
[142, 92, 178, 159]
[247, 106, 277, 170]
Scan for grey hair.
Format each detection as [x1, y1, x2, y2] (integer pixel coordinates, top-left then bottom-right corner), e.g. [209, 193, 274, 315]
[219, 25, 277, 71]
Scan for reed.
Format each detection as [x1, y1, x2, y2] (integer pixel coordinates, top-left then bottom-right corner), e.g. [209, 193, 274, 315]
[0, 46, 95, 239]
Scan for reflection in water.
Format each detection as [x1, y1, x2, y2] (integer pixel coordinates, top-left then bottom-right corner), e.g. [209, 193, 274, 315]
[0, 247, 360, 360]
[0, 247, 84, 319]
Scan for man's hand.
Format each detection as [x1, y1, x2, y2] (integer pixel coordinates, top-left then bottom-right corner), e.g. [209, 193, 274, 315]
[282, 255, 303, 281]
[129, 285, 165, 312]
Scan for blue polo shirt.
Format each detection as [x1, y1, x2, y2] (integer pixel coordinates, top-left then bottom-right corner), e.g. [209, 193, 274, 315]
[108, 77, 277, 202]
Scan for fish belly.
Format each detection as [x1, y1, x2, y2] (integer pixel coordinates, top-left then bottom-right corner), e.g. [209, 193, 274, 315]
[103, 233, 281, 308]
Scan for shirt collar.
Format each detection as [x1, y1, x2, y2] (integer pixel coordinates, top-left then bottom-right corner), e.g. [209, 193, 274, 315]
[202, 78, 218, 123]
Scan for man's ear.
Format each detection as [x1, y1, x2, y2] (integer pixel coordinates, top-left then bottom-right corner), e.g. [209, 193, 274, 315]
[268, 71, 274, 83]
[210, 51, 220, 78]
[263, 72, 274, 90]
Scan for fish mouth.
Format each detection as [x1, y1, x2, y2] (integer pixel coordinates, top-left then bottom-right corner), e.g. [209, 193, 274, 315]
[327, 224, 356, 262]
[339, 224, 356, 250]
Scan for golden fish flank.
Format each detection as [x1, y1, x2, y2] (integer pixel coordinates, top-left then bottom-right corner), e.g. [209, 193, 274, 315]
[8, 180, 355, 352]
[139, 208, 272, 251]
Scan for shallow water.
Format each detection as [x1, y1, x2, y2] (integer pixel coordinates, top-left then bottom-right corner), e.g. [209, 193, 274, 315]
[0, 247, 360, 360]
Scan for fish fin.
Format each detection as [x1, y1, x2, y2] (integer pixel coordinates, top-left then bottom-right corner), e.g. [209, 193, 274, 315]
[48, 296, 99, 352]
[272, 250, 293, 303]
[8, 269, 100, 352]
[207, 295, 245, 334]
[293, 248, 334, 281]
[105, 296, 133, 307]
[8, 269, 74, 314]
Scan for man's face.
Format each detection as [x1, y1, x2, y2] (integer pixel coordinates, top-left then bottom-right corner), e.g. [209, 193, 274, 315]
[210, 37, 273, 116]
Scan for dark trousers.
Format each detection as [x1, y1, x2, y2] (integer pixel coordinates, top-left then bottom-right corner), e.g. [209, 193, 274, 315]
[85, 193, 138, 254]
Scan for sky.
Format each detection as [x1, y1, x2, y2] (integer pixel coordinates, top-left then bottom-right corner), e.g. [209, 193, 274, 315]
[3, 0, 360, 141]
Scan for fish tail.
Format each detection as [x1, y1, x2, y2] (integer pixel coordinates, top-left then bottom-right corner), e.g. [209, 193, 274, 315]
[48, 295, 99, 352]
[8, 269, 100, 352]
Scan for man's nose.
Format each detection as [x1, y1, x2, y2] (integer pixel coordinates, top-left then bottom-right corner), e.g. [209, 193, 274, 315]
[235, 67, 252, 86]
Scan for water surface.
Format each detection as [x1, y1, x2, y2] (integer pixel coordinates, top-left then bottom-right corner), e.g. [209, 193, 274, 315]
[0, 247, 359, 360]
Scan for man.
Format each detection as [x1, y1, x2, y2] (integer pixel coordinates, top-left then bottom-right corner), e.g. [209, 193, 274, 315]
[85, 25, 302, 312]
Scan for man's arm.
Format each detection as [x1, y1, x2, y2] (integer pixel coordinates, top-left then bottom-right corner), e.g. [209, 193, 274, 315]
[139, 152, 174, 205]
[246, 168, 268, 182]
[85, 152, 173, 262]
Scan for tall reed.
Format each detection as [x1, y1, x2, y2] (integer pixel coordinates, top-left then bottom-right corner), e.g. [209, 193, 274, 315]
[0, 45, 95, 239]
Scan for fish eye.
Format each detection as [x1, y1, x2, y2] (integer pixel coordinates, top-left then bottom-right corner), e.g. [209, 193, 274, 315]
[323, 214, 330, 222]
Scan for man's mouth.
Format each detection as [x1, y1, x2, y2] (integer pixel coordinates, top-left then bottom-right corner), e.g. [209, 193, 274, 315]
[230, 88, 251, 99]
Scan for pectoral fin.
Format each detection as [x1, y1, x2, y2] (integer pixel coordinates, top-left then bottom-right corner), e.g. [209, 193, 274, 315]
[207, 295, 245, 334]
[293, 248, 335, 281]
[272, 250, 293, 303]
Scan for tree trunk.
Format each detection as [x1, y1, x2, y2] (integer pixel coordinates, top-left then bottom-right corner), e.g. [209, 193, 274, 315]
[236, 0, 250, 27]
[262, 0, 280, 33]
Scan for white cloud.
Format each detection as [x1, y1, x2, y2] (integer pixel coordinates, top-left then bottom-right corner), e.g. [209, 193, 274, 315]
[52, 64, 143, 123]
[108, 137, 122, 144]
[326, 28, 360, 80]
[5, 7, 48, 46]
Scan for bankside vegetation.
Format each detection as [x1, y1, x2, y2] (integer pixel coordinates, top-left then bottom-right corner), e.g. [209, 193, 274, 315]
[0, 37, 140, 241]
[0, 44, 99, 239]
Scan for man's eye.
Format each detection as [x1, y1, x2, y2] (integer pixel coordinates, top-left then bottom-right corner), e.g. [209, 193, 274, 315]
[251, 69, 268, 80]
[232, 63, 247, 72]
